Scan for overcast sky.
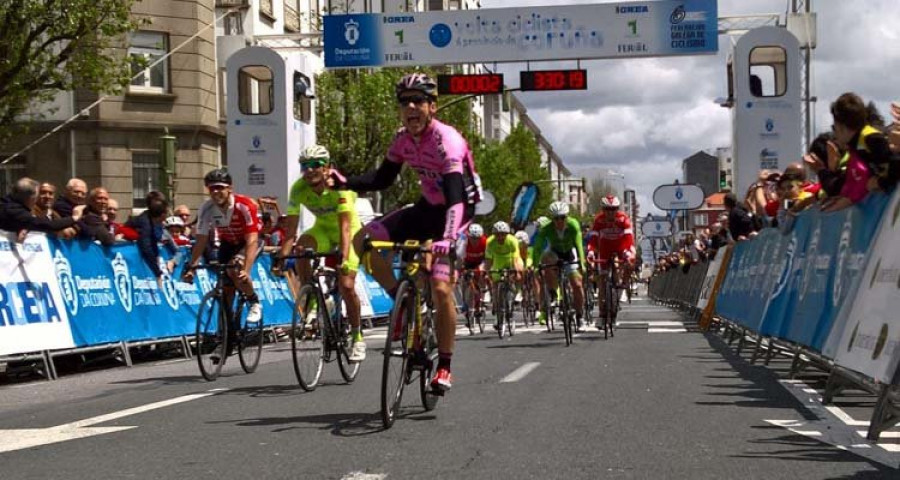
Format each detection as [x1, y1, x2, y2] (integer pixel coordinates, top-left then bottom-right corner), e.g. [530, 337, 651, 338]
[480, 0, 900, 216]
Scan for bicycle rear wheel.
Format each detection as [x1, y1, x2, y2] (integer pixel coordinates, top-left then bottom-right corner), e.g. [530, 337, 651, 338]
[561, 283, 574, 346]
[237, 299, 264, 374]
[335, 297, 361, 383]
[496, 282, 507, 339]
[506, 281, 516, 336]
[382, 280, 414, 429]
[196, 291, 227, 381]
[291, 284, 325, 391]
[463, 282, 475, 335]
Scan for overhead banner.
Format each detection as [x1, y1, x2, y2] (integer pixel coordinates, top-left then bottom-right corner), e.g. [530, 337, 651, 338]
[828, 191, 900, 384]
[0, 232, 75, 356]
[324, 0, 718, 68]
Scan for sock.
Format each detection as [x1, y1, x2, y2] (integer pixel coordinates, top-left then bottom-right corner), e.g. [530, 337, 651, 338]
[437, 351, 452, 370]
[351, 328, 363, 342]
[247, 293, 260, 303]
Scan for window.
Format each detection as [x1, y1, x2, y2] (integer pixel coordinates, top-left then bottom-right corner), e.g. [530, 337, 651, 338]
[129, 32, 169, 94]
[293, 72, 312, 124]
[749, 46, 787, 97]
[132, 152, 160, 208]
[238, 66, 274, 115]
[223, 11, 244, 35]
[0, 156, 27, 196]
[693, 213, 708, 226]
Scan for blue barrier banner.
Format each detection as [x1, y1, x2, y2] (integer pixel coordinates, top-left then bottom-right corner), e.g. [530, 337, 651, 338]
[715, 193, 891, 352]
[47, 239, 393, 348]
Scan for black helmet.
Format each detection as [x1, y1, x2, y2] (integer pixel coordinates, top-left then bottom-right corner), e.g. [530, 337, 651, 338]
[204, 168, 232, 186]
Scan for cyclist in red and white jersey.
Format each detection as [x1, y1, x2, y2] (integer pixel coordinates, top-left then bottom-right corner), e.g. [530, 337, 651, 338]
[332, 73, 480, 393]
[182, 169, 263, 323]
[461, 223, 488, 317]
[587, 195, 635, 326]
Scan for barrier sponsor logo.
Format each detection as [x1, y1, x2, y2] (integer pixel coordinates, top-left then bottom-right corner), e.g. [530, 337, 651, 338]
[0, 281, 63, 327]
[833, 216, 852, 307]
[54, 250, 78, 316]
[157, 259, 179, 311]
[196, 268, 214, 296]
[769, 236, 796, 298]
[112, 253, 133, 313]
[255, 263, 275, 304]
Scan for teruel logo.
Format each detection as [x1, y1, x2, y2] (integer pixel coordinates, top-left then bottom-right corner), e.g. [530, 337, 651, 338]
[344, 19, 360, 46]
[616, 5, 649, 14]
[111, 253, 133, 313]
[384, 15, 414, 24]
[54, 250, 78, 316]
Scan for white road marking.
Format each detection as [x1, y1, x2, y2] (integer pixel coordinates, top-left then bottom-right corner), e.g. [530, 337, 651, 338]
[648, 328, 687, 333]
[765, 380, 900, 467]
[0, 389, 227, 454]
[499, 362, 541, 383]
[341, 472, 387, 480]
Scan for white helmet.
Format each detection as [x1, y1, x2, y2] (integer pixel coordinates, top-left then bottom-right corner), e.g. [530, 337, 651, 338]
[548, 201, 570, 217]
[300, 144, 330, 162]
[600, 194, 621, 209]
[468, 223, 484, 238]
[492, 221, 511, 234]
[536, 216, 551, 227]
[515, 231, 530, 245]
[163, 216, 184, 228]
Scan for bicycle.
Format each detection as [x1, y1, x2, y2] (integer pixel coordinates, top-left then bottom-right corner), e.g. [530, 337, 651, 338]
[280, 248, 360, 391]
[460, 268, 486, 335]
[583, 266, 598, 321]
[489, 268, 517, 339]
[600, 258, 620, 340]
[364, 239, 444, 429]
[520, 269, 537, 327]
[537, 258, 580, 346]
[191, 262, 264, 381]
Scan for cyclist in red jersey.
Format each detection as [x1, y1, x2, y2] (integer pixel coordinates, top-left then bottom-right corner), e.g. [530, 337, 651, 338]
[461, 223, 488, 317]
[587, 195, 635, 327]
[182, 169, 263, 324]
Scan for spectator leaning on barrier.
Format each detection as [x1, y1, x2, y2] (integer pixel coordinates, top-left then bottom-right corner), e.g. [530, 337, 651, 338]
[107, 198, 138, 241]
[173, 204, 193, 237]
[76, 187, 115, 246]
[33, 182, 59, 220]
[0, 177, 80, 239]
[127, 196, 170, 283]
[53, 178, 87, 218]
[745, 169, 772, 229]
[724, 193, 753, 242]
[804, 132, 846, 200]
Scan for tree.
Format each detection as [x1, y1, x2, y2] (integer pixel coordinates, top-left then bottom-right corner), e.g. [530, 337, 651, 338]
[474, 124, 551, 227]
[315, 67, 479, 211]
[0, 0, 143, 144]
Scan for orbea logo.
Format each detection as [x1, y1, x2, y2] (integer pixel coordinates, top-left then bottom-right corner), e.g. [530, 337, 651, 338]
[111, 253, 133, 313]
[53, 250, 78, 316]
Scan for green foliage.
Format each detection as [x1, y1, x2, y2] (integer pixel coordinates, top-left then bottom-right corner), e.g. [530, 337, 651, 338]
[315, 67, 479, 210]
[0, 0, 143, 144]
[474, 124, 551, 227]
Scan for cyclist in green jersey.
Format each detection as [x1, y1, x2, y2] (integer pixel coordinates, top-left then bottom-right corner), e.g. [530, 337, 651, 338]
[531, 201, 586, 326]
[279, 145, 366, 362]
[484, 221, 521, 329]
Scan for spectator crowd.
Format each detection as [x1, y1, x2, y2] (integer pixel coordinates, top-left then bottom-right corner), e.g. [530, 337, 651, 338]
[0, 177, 289, 285]
[654, 93, 899, 276]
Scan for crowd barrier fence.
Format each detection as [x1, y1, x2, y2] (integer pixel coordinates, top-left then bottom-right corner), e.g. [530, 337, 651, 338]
[650, 190, 900, 441]
[0, 232, 393, 380]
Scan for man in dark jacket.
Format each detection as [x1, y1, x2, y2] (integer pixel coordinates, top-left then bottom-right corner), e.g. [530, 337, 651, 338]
[77, 187, 115, 246]
[127, 197, 169, 282]
[724, 193, 753, 242]
[0, 178, 79, 236]
[53, 178, 87, 218]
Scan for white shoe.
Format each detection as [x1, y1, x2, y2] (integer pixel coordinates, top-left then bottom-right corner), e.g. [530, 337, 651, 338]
[515, 292, 523, 303]
[349, 340, 367, 362]
[247, 302, 262, 324]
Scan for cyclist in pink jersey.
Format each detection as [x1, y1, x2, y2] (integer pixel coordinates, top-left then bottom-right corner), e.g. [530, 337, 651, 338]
[332, 73, 481, 393]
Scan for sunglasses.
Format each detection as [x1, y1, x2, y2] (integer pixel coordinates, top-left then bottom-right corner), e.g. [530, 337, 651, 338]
[208, 185, 229, 192]
[301, 160, 328, 172]
[553, 215, 567, 220]
[397, 94, 431, 106]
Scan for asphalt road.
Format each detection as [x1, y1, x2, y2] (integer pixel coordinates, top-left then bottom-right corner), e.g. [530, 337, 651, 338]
[1, 296, 898, 479]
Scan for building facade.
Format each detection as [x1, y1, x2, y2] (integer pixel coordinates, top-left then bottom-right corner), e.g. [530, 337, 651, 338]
[681, 150, 719, 200]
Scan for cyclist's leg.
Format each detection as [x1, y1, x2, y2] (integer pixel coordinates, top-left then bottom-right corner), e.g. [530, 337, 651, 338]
[541, 251, 561, 304]
[293, 232, 321, 284]
[568, 265, 585, 320]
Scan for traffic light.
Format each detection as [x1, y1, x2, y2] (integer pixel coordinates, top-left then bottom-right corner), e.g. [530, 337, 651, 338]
[719, 170, 727, 190]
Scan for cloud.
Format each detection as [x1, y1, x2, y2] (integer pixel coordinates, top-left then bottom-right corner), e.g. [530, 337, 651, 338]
[479, 0, 900, 216]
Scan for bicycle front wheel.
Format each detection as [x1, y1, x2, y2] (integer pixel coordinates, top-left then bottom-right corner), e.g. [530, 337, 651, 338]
[561, 283, 574, 346]
[506, 283, 516, 336]
[381, 280, 414, 429]
[496, 282, 507, 339]
[196, 291, 227, 381]
[237, 299, 264, 374]
[336, 298, 361, 384]
[419, 304, 440, 412]
[291, 284, 325, 391]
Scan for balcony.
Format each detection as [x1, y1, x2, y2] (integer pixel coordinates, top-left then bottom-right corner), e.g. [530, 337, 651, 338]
[284, 3, 300, 32]
[215, 0, 249, 7]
